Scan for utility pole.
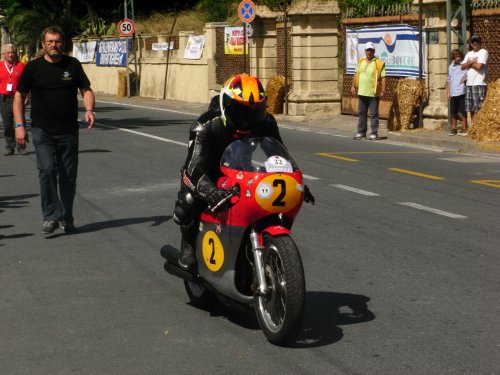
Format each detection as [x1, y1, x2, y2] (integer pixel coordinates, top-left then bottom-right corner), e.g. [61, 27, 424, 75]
[124, 0, 137, 97]
[281, 1, 291, 115]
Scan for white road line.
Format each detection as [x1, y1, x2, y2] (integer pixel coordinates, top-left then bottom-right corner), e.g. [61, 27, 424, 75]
[303, 174, 321, 180]
[398, 202, 467, 219]
[96, 122, 187, 146]
[95, 99, 196, 116]
[330, 184, 380, 196]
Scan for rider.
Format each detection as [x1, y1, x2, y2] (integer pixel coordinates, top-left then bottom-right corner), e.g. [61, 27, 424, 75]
[174, 74, 291, 269]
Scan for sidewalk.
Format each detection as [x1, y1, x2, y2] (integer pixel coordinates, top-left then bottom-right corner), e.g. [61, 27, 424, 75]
[94, 94, 500, 156]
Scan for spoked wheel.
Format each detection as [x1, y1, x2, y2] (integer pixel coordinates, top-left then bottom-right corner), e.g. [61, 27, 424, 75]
[184, 280, 216, 309]
[254, 233, 305, 346]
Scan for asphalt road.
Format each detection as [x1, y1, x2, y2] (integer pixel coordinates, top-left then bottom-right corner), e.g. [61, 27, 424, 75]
[1, 100, 499, 374]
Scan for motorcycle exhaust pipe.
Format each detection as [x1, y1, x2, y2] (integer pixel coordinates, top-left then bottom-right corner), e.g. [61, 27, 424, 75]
[163, 262, 197, 282]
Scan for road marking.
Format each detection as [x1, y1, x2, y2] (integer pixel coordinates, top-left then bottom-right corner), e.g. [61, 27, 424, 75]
[398, 202, 467, 219]
[331, 151, 435, 155]
[303, 174, 321, 180]
[96, 99, 196, 116]
[95, 122, 323, 182]
[438, 156, 500, 163]
[331, 184, 380, 196]
[317, 152, 360, 162]
[96, 122, 187, 146]
[389, 168, 444, 180]
[469, 180, 500, 188]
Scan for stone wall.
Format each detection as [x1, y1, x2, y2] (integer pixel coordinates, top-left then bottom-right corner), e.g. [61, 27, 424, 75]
[76, 0, 500, 128]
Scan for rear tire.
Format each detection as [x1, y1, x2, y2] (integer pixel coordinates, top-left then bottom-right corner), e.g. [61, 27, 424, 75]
[254, 233, 305, 346]
[184, 280, 217, 309]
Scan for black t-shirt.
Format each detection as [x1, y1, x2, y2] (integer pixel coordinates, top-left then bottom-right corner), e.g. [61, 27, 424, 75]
[17, 55, 91, 134]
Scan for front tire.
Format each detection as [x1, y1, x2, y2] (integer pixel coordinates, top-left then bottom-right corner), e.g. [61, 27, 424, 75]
[184, 280, 216, 309]
[254, 233, 305, 346]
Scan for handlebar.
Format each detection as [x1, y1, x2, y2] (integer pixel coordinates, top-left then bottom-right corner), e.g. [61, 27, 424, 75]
[210, 185, 240, 213]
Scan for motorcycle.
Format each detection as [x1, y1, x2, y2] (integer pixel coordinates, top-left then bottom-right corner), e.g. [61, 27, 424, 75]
[161, 136, 308, 346]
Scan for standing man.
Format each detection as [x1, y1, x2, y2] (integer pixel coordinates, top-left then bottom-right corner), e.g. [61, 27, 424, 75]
[1, 44, 25, 155]
[13, 25, 96, 234]
[461, 35, 488, 130]
[351, 41, 386, 140]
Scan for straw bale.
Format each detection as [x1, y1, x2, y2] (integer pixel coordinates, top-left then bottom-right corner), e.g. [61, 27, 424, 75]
[469, 79, 500, 142]
[388, 78, 425, 131]
[266, 75, 286, 115]
[117, 69, 127, 98]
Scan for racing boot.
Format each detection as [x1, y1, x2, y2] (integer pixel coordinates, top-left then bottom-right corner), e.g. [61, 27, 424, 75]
[179, 224, 196, 269]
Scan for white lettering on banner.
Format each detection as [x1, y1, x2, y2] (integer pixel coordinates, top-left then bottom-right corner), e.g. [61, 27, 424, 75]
[96, 40, 128, 67]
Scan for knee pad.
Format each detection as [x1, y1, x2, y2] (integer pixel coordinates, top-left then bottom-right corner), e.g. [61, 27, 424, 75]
[173, 190, 198, 226]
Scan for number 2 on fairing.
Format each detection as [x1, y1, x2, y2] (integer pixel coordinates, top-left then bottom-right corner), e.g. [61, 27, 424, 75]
[208, 238, 216, 264]
[272, 179, 286, 206]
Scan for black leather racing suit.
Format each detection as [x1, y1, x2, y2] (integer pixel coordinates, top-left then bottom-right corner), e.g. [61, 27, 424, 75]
[173, 110, 283, 228]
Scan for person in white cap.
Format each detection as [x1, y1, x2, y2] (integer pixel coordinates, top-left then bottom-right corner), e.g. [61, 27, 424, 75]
[461, 35, 488, 133]
[351, 41, 386, 140]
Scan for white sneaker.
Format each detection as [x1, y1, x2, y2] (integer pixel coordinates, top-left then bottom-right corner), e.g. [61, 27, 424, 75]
[354, 133, 365, 140]
[368, 133, 380, 140]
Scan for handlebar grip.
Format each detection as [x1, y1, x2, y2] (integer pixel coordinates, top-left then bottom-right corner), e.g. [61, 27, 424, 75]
[209, 185, 240, 213]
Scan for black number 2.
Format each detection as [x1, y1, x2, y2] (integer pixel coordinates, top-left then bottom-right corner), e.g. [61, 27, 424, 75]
[208, 238, 216, 264]
[272, 179, 286, 206]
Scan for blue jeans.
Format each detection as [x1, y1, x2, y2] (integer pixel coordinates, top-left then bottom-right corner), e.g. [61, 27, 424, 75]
[357, 95, 380, 135]
[31, 127, 79, 223]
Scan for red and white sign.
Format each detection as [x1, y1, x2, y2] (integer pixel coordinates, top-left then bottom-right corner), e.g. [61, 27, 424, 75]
[238, 0, 256, 24]
[118, 18, 135, 37]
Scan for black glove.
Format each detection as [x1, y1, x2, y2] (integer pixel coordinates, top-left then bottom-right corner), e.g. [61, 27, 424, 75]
[207, 188, 231, 212]
[304, 185, 315, 205]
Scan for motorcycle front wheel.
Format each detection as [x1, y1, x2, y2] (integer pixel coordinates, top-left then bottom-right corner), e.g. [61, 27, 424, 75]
[254, 233, 305, 346]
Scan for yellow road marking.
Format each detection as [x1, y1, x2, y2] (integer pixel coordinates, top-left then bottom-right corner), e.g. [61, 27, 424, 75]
[470, 180, 500, 188]
[316, 152, 359, 162]
[327, 151, 434, 155]
[389, 168, 444, 180]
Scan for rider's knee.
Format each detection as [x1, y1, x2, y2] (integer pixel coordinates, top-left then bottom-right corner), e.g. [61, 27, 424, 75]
[173, 190, 199, 226]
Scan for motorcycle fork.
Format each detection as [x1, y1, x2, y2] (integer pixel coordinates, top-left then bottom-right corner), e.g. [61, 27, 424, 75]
[249, 226, 268, 296]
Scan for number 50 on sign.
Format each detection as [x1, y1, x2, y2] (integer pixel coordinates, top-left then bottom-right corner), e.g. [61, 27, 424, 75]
[118, 18, 135, 37]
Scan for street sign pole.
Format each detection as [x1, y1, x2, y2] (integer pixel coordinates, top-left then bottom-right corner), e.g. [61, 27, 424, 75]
[244, 23, 247, 74]
[238, 0, 256, 75]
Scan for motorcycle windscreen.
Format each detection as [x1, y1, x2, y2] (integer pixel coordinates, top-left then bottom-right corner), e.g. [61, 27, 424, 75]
[220, 137, 300, 173]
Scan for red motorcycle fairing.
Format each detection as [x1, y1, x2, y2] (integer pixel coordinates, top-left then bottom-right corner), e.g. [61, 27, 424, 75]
[200, 168, 304, 228]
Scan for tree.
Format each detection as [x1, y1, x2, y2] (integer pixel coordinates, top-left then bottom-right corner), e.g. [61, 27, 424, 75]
[1, 0, 83, 54]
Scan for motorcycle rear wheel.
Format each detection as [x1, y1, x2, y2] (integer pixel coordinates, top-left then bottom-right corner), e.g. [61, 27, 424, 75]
[184, 280, 217, 309]
[255, 233, 305, 346]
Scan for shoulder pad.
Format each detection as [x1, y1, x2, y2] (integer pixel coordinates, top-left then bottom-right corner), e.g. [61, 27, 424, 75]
[190, 121, 206, 133]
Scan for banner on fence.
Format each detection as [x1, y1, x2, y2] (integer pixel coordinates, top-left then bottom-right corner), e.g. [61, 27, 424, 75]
[72, 41, 97, 63]
[224, 27, 247, 55]
[346, 24, 426, 78]
[96, 39, 128, 67]
[183, 35, 205, 59]
[152, 41, 175, 51]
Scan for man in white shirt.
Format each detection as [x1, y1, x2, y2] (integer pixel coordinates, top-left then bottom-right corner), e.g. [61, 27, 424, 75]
[461, 35, 488, 127]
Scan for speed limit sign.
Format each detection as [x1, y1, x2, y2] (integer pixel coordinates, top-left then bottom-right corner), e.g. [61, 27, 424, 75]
[118, 18, 135, 37]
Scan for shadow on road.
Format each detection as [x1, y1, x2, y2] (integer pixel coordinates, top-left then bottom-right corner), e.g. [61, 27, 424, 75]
[44, 215, 172, 238]
[0, 193, 38, 209]
[183, 289, 375, 348]
[293, 291, 376, 348]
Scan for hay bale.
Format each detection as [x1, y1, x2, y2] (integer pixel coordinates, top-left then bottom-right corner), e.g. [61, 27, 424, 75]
[266, 75, 286, 115]
[470, 79, 500, 142]
[117, 69, 127, 98]
[388, 78, 425, 131]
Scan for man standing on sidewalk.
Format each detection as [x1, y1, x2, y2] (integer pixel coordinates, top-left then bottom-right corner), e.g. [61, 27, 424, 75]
[13, 25, 95, 234]
[461, 35, 488, 132]
[351, 41, 386, 140]
[0, 44, 25, 155]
